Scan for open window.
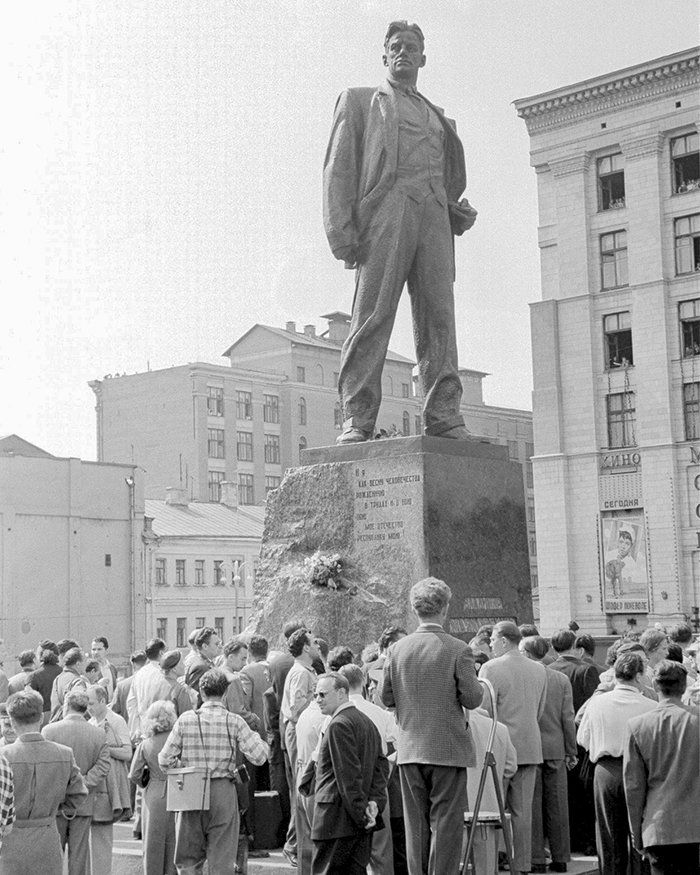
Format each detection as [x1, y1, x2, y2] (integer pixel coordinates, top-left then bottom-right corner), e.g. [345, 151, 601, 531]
[598, 154, 625, 210]
[672, 133, 699, 194]
[680, 299, 700, 357]
[675, 215, 700, 276]
[604, 312, 633, 368]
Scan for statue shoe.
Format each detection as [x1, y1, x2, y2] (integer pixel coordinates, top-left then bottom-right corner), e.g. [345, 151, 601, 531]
[336, 426, 370, 444]
[435, 425, 471, 440]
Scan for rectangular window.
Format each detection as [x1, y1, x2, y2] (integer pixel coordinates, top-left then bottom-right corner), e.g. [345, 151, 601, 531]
[237, 431, 254, 462]
[236, 390, 253, 420]
[601, 230, 628, 289]
[297, 366, 306, 383]
[207, 386, 224, 416]
[156, 618, 167, 642]
[194, 559, 205, 586]
[264, 434, 280, 464]
[214, 617, 225, 641]
[680, 299, 700, 357]
[415, 415, 422, 435]
[195, 617, 205, 629]
[208, 470, 224, 502]
[672, 132, 700, 194]
[234, 615, 244, 634]
[401, 382, 410, 398]
[684, 383, 700, 441]
[604, 311, 633, 368]
[597, 153, 625, 210]
[155, 558, 167, 586]
[207, 428, 225, 459]
[525, 442, 534, 459]
[175, 559, 186, 586]
[527, 502, 535, 523]
[265, 475, 281, 494]
[606, 392, 636, 448]
[238, 473, 254, 505]
[213, 560, 225, 586]
[176, 617, 186, 648]
[529, 538, 537, 557]
[526, 462, 533, 489]
[507, 440, 519, 461]
[263, 395, 279, 423]
[675, 214, 700, 275]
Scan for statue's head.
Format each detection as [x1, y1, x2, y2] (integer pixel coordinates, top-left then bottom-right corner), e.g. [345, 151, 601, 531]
[384, 21, 425, 52]
[383, 21, 426, 84]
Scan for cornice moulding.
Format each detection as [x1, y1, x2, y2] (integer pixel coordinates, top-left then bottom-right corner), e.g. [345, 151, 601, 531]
[515, 49, 699, 135]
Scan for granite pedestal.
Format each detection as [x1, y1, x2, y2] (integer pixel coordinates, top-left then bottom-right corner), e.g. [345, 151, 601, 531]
[252, 437, 532, 651]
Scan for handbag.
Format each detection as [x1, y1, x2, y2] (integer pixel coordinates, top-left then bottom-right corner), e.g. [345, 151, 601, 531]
[166, 712, 212, 812]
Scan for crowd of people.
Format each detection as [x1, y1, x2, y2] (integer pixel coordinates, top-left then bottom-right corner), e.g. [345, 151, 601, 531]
[0, 585, 696, 874]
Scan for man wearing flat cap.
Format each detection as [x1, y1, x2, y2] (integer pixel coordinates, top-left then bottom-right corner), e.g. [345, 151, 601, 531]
[324, 21, 477, 445]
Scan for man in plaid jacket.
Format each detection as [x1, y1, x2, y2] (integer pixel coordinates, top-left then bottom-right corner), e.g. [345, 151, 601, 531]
[381, 577, 482, 874]
[159, 669, 269, 875]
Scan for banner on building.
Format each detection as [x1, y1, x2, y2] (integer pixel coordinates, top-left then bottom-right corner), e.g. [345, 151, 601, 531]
[600, 512, 649, 614]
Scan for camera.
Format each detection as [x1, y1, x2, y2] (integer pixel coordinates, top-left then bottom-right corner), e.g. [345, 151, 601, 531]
[229, 764, 250, 785]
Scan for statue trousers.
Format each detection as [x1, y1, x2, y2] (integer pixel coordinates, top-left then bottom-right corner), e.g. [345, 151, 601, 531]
[339, 187, 465, 435]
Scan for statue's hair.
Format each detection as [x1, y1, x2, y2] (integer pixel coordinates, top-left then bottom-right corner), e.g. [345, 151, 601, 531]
[384, 21, 425, 52]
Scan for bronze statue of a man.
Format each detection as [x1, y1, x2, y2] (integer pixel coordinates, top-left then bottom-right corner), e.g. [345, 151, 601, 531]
[323, 21, 477, 444]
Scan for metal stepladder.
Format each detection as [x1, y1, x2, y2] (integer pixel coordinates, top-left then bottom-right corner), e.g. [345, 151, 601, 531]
[459, 677, 516, 875]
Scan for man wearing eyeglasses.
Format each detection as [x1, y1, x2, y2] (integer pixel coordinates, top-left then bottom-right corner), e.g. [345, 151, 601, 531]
[300, 672, 387, 874]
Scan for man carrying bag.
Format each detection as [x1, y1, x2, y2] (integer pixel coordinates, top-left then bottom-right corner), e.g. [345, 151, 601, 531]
[159, 669, 269, 875]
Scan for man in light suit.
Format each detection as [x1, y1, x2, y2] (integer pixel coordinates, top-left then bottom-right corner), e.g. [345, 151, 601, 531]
[624, 660, 700, 874]
[299, 672, 387, 875]
[381, 577, 482, 875]
[324, 21, 477, 444]
[521, 635, 577, 873]
[480, 622, 547, 875]
[43, 689, 110, 874]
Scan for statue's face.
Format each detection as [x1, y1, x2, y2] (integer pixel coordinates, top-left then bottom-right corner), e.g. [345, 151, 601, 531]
[383, 30, 425, 81]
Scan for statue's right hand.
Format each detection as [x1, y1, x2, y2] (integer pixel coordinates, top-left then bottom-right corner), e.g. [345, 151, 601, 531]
[335, 244, 358, 269]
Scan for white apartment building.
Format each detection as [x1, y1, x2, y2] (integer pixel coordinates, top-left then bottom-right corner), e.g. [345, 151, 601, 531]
[516, 47, 700, 635]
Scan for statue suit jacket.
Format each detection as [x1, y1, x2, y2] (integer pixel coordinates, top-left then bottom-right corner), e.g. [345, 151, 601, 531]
[323, 81, 467, 260]
[623, 701, 700, 850]
[301, 703, 387, 842]
[479, 649, 547, 765]
[381, 624, 482, 768]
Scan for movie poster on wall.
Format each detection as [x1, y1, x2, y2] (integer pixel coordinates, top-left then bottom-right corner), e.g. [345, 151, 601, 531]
[600, 511, 649, 614]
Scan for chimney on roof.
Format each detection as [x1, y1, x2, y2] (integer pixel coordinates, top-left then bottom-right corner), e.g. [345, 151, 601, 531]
[458, 369, 487, 405]
[165, 486, 189, 506]
[285, 321, 296, 334]
[303, 324, 316, 338]
[323, 312, 351, 344]
[220, 480, 238, 509]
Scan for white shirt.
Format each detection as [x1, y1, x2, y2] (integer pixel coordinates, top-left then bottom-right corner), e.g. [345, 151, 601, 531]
[349, 693, 397, 755]
[577, 684, 657, 761]
[295, 700, 325, 768]
[126, 661, 171, 737]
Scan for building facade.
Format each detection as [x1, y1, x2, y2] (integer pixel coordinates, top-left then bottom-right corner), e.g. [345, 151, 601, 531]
[516, 47, 700, 634]
[143, 485, 263, 651]
[90, 312, 538, 609]
[0, 436, 146, 667]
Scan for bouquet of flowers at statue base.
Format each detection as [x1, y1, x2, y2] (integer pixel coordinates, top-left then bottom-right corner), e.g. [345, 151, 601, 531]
[304, 551, 344, 589]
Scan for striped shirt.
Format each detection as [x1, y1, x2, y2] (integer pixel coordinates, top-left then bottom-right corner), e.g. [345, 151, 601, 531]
[158, 701, 269, 777]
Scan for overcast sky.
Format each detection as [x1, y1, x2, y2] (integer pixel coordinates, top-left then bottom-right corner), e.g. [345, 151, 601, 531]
[1, 1, 695, 459]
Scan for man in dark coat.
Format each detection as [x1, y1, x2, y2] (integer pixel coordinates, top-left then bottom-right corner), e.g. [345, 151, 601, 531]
[300, 672, 387, 875]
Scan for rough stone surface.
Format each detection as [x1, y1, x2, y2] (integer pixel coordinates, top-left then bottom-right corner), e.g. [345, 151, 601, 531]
[252, 438, 532, 652]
